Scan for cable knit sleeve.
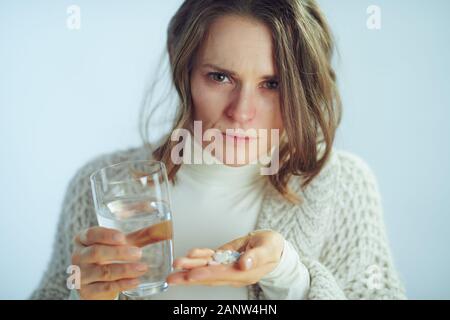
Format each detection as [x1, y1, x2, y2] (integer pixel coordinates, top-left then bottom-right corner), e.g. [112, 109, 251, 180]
[29, 159, 100, 299]
[28, 145, 150, 300]
[304, 151, 406, 300]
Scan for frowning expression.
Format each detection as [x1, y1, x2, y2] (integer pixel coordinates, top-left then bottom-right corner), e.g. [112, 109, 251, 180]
[190, 15, 284, 166]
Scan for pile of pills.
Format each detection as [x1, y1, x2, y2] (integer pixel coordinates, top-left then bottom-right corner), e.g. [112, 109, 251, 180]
[208, 250, 241, 265]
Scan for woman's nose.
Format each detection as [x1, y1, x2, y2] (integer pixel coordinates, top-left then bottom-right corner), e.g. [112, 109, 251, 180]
[225, 87, 257, 123]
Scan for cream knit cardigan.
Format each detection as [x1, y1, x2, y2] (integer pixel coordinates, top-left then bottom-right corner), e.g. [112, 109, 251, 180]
[30, 145, 406, 300]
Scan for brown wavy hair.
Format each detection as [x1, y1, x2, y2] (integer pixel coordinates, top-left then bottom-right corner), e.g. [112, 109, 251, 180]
[140, 0, 342, 204]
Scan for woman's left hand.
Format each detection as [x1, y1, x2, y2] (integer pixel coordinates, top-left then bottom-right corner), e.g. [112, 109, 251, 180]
[166, 230, 284, 287]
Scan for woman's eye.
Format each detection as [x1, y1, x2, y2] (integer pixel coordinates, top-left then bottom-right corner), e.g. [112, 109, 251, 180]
[264, 80, 279, 90]
[208, 72, 231, 84]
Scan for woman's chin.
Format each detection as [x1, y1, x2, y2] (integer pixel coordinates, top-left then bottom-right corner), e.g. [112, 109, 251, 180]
[212, 148, 262, 166]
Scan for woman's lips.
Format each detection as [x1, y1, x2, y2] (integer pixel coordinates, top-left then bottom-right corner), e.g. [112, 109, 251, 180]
[221, 132, 257, 141]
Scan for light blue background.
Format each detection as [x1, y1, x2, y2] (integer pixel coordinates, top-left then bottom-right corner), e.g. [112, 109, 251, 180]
[1, 0, 449, 299]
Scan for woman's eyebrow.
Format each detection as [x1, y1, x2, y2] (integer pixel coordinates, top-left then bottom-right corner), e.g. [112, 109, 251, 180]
[201, 63, 279, 80]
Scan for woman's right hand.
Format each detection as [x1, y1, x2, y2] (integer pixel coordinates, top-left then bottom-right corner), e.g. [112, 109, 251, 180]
[71, 226, 148, 300]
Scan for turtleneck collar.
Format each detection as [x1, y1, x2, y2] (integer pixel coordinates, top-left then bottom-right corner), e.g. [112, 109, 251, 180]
[177, 132, 267, 188]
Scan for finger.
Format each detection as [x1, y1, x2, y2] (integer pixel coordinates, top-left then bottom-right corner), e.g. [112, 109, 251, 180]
[187, 248, 215, 258]
[126, 220, 173, 247]
[173, 257, 210, 270]
[81, 278, 140, 299]
[167, 270, 189, 284]
[187, 264, 247, 282]
[238, 232, 285, 271]
[216, 236, 249, 252]
[167, 270, 245, 287]
[81, 263, 148, 285]
[77, 245, 142, 264]
[76, 227, 126, 246]
[238, 245, 274, 271]
[187, 264, 268, 286]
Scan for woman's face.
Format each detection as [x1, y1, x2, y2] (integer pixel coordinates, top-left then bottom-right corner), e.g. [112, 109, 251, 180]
[190, 15, 283, 166]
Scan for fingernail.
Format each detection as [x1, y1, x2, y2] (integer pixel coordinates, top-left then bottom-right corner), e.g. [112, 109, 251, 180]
[135, 263, 148, 272]
[129, 247, 142, 257]
[244, 257, 253, 270]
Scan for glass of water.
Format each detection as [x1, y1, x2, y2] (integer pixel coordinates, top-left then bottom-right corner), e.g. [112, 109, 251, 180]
[90, 160, 174, 298]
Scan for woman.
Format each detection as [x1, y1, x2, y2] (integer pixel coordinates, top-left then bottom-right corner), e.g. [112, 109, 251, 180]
[30, 0, 406, 300]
